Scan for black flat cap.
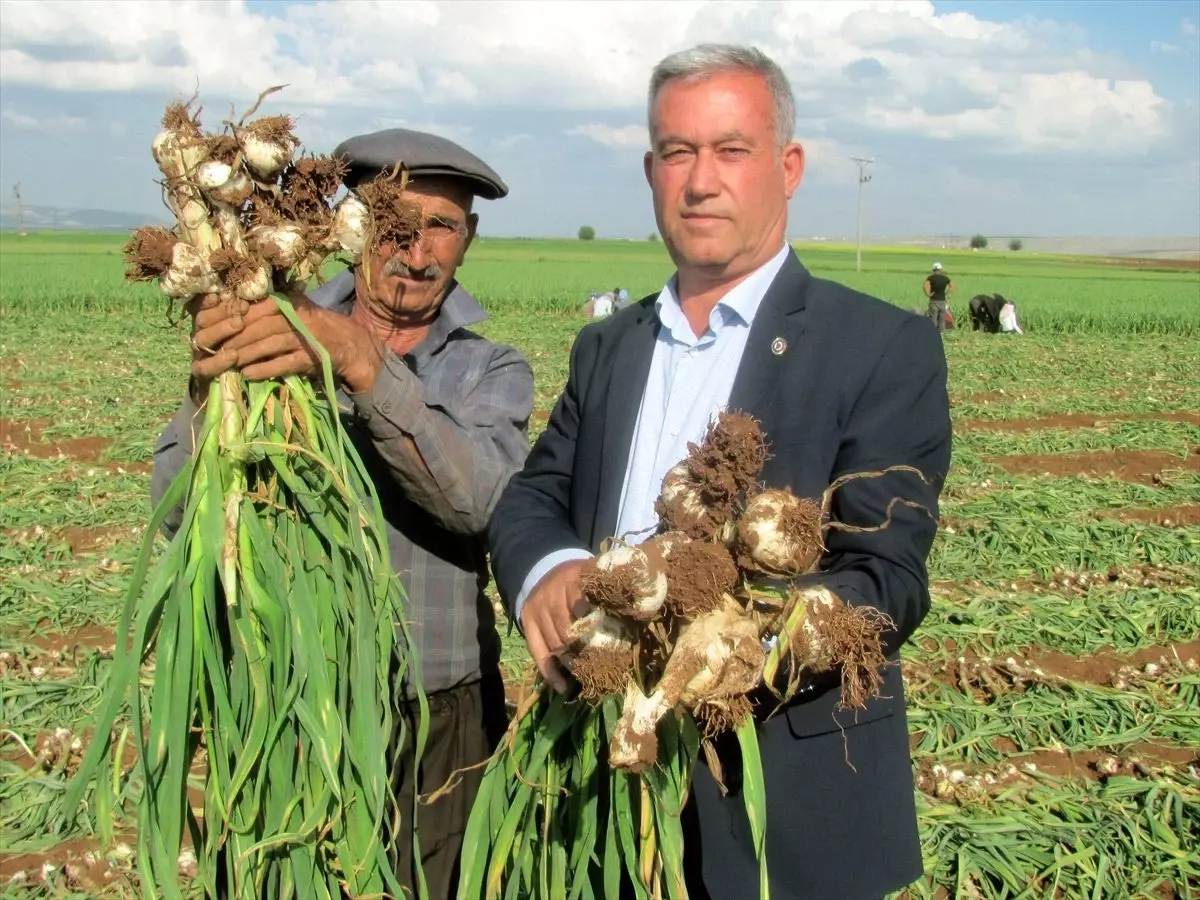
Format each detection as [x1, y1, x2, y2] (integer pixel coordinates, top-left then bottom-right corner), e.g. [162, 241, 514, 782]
[333, 127, 508, 200]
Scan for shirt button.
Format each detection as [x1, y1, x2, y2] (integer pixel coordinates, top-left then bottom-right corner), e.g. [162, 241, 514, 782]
[670, 426, 681, 436]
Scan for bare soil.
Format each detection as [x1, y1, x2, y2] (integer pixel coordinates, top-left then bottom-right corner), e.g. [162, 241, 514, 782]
[0, 837, 138, 895]
[1095, 505, 1200, 527]
[6, 524, 138, 555]
[915, 740, 1197, 799]
[963, 412, 1200, 433]
[1077, 255, 1200, 271]
[905, 638, 1199, 693]
[0, 417, 152, 473]
[988, 447, 1200, 486]
[954, 388, 1131, 407]
[1025, 563, 1195, 596]
[1024, 639, 1199, 684]
[30, 624, 118, 656]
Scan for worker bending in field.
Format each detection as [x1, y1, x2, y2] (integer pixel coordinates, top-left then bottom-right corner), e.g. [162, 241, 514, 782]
[488, 43, 950, 899]
[969, 293, 1023, 334]
[922, 262, 954, 332]
[150, 129, 534, 899]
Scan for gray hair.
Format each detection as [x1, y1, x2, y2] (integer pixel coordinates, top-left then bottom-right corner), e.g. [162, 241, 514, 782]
[648, 44, 796, 149]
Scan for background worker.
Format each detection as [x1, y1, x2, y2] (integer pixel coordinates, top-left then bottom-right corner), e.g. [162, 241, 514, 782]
[923, 262, 954, 332]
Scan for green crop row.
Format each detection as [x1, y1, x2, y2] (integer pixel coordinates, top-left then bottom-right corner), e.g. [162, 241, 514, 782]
[3, 233, 1198, 335]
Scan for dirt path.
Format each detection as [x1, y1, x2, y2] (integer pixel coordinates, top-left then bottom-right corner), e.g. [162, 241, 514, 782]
[988, 448, 1200, 485]
[906, 638, 1199, 693]
[0, 417, 151, 473]
[1095, 505, 1200, 527]
[963, 412, 1200, 433]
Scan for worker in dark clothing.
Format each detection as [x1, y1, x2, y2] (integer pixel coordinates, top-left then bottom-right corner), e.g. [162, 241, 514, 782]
[968, 293, 1006, 332]
[922, 263, 954, 332]
[969, 293, 1023, 334]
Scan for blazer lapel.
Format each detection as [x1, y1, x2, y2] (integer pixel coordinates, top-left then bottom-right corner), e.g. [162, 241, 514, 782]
[593, 305, 660, 542]
[727, 252, 812, 437]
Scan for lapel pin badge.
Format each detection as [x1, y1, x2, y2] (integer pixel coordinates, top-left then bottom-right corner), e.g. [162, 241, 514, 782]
[771, 336, 788, 356]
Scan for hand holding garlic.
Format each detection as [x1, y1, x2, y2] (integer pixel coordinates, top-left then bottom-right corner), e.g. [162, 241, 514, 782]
[521, 557, 592, 694]
[186, 290, 386, 394]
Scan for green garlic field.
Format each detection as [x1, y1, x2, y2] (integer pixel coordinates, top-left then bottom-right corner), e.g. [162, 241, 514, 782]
[1, 232, 1197, 898]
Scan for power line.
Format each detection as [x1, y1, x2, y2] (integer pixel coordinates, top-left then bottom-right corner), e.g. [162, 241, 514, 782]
[851, 157, 873, 273]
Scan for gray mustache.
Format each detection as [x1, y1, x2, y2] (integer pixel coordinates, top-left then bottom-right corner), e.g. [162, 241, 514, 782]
[383, 257, 442, 280]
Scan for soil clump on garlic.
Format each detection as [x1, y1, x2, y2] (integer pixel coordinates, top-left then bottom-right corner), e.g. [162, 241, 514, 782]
[660, 536, 739, 619]
[655, 410, 768, 540]
[123, 228, 180, 281]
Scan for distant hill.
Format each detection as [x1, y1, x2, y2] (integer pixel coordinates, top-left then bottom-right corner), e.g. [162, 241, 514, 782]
[0, 203, 168, 233]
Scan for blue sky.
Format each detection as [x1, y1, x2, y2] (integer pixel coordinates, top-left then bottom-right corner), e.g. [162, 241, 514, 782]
[1, 0, 1197, 239]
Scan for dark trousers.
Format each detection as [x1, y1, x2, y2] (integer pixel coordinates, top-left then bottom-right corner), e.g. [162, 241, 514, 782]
[390, 668, 509, 900]
[927, 299, 948, 332]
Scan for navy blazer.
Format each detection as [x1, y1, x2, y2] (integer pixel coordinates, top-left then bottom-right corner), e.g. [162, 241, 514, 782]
[488, 249, 952, 897]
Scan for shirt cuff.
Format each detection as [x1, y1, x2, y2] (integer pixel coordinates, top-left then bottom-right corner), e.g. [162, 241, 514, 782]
[348, 351, 422, 438]
[513, 547, 595, 624]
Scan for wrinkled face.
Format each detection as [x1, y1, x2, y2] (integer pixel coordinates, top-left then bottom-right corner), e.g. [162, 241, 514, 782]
[644, 69, 804, 281]
[356, 176, 478, 323]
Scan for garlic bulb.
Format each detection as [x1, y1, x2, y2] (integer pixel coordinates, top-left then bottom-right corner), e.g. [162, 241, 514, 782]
[241, 132, 297, 180]
[196, 160, 253, 206]
[563, 609, 638, 700]
[233, 263, 272, 302]
[328, 194, 368, 258]
[160, 243, 219, 299]
[249, 224, 308, 269]
[737, 489, 824, 574]
[581, 543, 668, 622]
[152, 128, 210, 179]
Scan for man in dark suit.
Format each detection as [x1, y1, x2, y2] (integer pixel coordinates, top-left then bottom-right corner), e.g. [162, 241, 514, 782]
[488, 43, 951, 900]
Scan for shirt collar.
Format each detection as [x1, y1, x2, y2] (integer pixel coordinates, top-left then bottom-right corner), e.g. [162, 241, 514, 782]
[307, 268, 489, 366]
[655, 242, 792, 336]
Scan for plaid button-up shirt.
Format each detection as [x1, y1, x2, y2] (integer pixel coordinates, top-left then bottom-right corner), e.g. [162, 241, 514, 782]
[152, 271, 534, 695]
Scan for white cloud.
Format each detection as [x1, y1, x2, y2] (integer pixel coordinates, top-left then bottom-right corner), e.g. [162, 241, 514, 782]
[1151, 41, 1181, 54]
[1183, 18, 1198, 38]
[492, 133, 533, 151]
[865, 72, 1168, 154]
[0, 108, 85, 133]
[795, 137, 866, 182]
[568, 124, 647, 148]
[0, 0, 1177, 156]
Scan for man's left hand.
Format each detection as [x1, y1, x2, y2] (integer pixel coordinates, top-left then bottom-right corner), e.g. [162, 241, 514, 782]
[210, 293, 385, 395]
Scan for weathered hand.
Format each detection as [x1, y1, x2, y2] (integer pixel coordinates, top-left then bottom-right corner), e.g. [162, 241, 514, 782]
[188, 292, 385, 396]
[520, 558, 591, 694]
[184, 293, 249, 403]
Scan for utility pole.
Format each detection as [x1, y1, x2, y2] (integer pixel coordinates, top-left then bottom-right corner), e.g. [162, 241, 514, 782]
[851, 157, 873, 273]
[12, 183, 24, 232]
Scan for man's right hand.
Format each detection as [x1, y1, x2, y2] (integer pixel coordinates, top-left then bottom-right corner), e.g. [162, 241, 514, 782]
[185, 293, 250, 404]
[520, 558, 590, 694]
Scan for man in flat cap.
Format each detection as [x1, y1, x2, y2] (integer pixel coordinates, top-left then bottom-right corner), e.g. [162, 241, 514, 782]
[150, 128, 533, 897]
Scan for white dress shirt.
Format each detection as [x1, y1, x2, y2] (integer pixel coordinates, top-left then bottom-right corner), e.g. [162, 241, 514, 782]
[513, 242, 790, 620]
